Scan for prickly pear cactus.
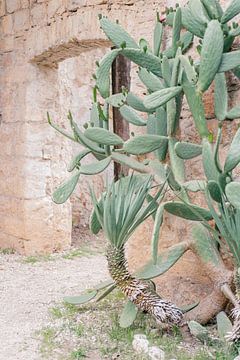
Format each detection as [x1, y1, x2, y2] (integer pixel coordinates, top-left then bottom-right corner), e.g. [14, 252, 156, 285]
[49, 0, 240, 329]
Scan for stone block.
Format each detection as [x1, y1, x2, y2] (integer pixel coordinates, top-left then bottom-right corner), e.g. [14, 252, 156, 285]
[47, 0, 65, 19]
[1, 14, 14, 34]
[6, 0, 20, 13]
[30, 3, 47, 27]
[13, 8, 30, 32]
[0, 0, 5, 17]
[21, 0, 29, 8]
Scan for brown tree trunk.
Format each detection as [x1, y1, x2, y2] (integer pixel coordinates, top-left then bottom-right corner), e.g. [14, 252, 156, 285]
[112, 54, 131, 180]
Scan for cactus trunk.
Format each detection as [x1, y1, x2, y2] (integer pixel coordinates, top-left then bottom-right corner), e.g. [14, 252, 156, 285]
[106, 244, 183, 325]
[226, 270, 240, 343]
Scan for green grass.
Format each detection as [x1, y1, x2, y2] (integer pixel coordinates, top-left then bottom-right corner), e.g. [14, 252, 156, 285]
[70, 348, 86, 359]
[39, 291, 239, 360]
[0, 248, 15, 255]
[62, 246, 102, 260]
[49, 306, 64, 319]
[23, 254, 54, 264]
[39, 326, 57, 356]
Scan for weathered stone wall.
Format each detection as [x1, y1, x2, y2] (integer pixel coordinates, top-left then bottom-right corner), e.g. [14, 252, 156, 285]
[0, 0, 166, 254]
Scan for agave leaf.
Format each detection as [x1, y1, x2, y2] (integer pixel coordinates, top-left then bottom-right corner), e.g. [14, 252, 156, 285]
[123, 135, 168, 155]
[79, 157, 111, 175]
[96, 284, 116, 302]
[144, 86, 182, 111]
[120, 105, 147, 126]
[172, 8, 182, 56]
[221, 0, 240, 24]
[182, 73, 209, 138]
[214, 73, 228, 121]
[90, 206, 102, 235]
[226, 106, 240, 120]
[84, 128, 123, 146]
[96, 49, 120, 98]
[164, 202, 212, 221]
[94, 279, 114, 291]
[226, 182, 240, 209]
[136, 242, 188, 280]
[100, 17, 138, 48]
[106, 93, 127, 108]
[53, 172, 80, 204]
[202, 138, 219, 181]
[181, 301, 200, 313]
[217, 312, 233, 339]
[64, 290, 98, 305]
[126, 92, 150, 112]
[152, 204, 164, 264]
[197, 20, 223, 93]
[111, 152, 149, 173]
[153, 20, 163, 56]
[175, 141, 202, 159]
[218, 50, 240, 73]
[224, 127, 240, 173]
[68, 149, 91, 172]
[121, 48, 162, 77]
[119, 301, 138, 328]
[138, 68, 164, 92]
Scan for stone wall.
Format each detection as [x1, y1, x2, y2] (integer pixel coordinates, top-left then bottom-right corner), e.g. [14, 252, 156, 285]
[0, 0, 166, 254]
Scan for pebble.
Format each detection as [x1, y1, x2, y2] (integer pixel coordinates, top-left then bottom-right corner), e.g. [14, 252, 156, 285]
[148, 346, 165, 360]
[132, 334, 149, 354]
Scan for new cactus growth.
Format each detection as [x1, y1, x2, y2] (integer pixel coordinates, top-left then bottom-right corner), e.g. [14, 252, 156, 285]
[48, 0, 240, 334]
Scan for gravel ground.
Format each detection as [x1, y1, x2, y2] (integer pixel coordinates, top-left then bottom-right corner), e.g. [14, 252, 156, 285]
[0, 252, 108, 360]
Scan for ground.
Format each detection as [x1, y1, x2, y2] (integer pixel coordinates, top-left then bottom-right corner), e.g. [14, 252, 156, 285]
[0, 229, 238, 360]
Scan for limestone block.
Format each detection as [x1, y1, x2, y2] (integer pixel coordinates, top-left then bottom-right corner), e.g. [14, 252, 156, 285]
[47, 0, 65, 19]
[13, 8, 30, 32]
[0, 0, 6, 17]
[67, 0, 87, 11]
[1, 14, 14, 35]
[6, 0, 20, 13]
[21, 0, 30, 9]
[30, 3, 47, 27]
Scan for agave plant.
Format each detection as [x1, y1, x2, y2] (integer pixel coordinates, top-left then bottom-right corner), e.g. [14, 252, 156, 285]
[48, 0, 240, 332]
[90, 175, 183, 325]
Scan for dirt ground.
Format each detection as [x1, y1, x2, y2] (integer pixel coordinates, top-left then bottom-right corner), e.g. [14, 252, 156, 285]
[0, 231, 108, 360]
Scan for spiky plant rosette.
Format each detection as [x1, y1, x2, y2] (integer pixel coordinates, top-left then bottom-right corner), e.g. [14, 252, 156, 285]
[90, 175, 183, 325]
